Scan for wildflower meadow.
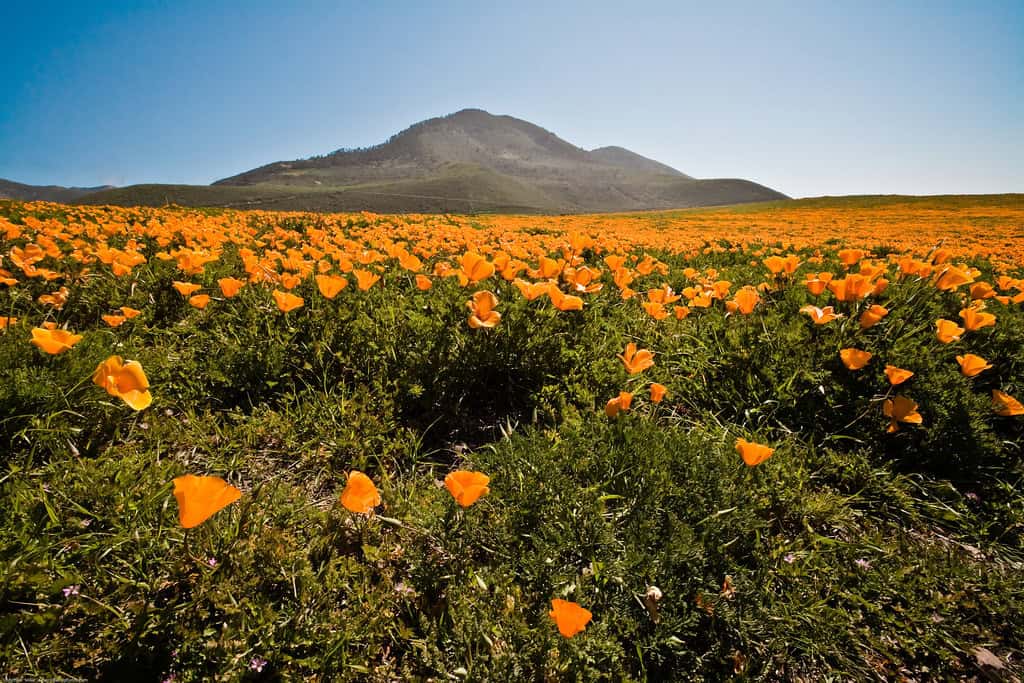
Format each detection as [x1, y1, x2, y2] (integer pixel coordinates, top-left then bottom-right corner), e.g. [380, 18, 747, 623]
[1, 195, 1023, 680]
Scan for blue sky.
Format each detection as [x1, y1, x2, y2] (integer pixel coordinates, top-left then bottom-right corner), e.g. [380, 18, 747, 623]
[1, 0, 1021, 197]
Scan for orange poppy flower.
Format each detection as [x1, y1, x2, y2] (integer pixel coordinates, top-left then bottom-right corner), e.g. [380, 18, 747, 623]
[959, 307, 996, 332]
[618, 342, 654, 374]
[647, 285, 681, 304]
[38, 286, 70, 309]
[340, 470, 381, 514]
[188, 294, 211, 309]
[547, 284, 584, 311]
[397, 250, 423, 272]
[120, 306, 142, 319]
[970, 282, 996, 300]
[513, 278, 548, 301]
[883, 395, 923, 432]
[859, 304, 889, 329]
[315, 273, 348, 299]
[102, 314, 127, 327]
[763, 255, 786, 275]
[956, 354, 992, 378]
[0, 316, 18, 329]
[415, 274, 433, 291]
[30, 327, 83, 354]
[934, 265, 973, 291]
[799, 305, 842, 325]
[804, 272, 833, 296]
[650, 383, 667, 403]
[218, 277, 246, 298]
[272, 290, 304, 312]
[353, 269, 380, 291]
[172, 281, 202, 297]
[729, 286, 760, 315]
[735, 437, 774, 466]
[444, 470, 491, 508]
[837, 248, 865, 267]
[605, 391, 634, 417]
[642, 301, 669, 320]
[992, 390, 1024, 417]
[92, 355, 152, 410]
[884, 365, 914, 386]
[673, 305, 691, 320]
[839, 348, 872, 370]
[935, 319, 965, 343]
[467, 290, 501, 328]
[458, 251, 495, 285]
[172, 474, 242, 528]
[549, 599, 592, 638]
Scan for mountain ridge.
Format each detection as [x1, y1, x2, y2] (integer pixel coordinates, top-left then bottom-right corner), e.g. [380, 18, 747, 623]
[9, 109, 790, 213]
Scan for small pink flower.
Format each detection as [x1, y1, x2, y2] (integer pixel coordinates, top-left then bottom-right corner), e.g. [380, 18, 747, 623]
[206, 557, 218, 567]
[62, 584, 80, 597]
[250, 656, 268, 672]
[854, 558, 871, 570]
[783, 553, 796, 564]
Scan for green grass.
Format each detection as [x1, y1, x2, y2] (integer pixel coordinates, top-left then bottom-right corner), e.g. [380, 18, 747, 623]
[1, 202, 1023, 680]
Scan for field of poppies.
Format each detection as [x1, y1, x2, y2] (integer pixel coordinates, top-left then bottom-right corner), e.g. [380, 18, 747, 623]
[2, 195, 1023, 680]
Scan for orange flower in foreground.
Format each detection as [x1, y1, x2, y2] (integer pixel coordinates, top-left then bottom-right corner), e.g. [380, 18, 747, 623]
[859, 304, 889, 329]
[92, 355, 152, 410]
[959, 307, 996, 332]
[605, 391, 634, 417]
[272, 289, 304, 312]
[837, 248, 865, 267]
[735, 438, 774, 467]
[354, 269, 381, 291]
[935, 319, 965, 343]
[315, 273, 348, 299]
[467, 290, 501, 328]
[120, 306, 142, 319]
[173, 474, 242, 529]
[884, 365, 914, 386]
[444, 470, 491, 508]
[840, 348, 872, 370]
[883, 395, 923, 432]
[956, 354, 992, 378]
[458, 251, 495, 285]
[992, 390, 1024, 417]
[218, 277, 246, 298]
[799, 305, 842, 325]
[804, 272, 833, 296]
[102, 314, 127, 327]
[549, 599, 592, 638]
[547, 283, 584, 311]
[513, 278, 547, 301]
[38, 286, 70, 309]
[650, 383, 667, 403]
[415, 274, 433, 291]
[618, 342, 654, 374]
[172, 281, 202, 297]
[729, 286, 760, 315]
[30, 327, 83, 354]
[188, 294, 211, 309]
[340, 470, 381, 514]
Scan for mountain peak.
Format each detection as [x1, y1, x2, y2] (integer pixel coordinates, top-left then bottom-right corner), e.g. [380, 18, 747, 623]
[139, 109, 786, 212]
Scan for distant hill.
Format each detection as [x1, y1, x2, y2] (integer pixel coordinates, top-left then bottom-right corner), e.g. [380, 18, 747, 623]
[0, 178, 113, 203]
[35, 108, 790, 213]
[203, 108, 786, 212]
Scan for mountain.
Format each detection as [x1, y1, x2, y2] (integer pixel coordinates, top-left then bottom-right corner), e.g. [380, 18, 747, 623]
[0, 178, 113, 203]
[80, 109, 788, 213]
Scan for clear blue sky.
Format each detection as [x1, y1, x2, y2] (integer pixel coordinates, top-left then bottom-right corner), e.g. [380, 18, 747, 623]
[1, 1, 1021, 197]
